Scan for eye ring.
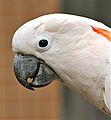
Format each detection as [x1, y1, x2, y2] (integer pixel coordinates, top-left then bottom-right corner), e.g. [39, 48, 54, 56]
[35, 35, 52, 52]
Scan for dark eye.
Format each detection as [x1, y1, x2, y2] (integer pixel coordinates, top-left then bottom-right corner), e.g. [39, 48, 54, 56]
[36, 35, 52, 52]
[39, 39, 48, 47]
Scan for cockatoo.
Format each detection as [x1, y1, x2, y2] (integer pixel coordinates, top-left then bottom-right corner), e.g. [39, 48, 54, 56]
[12, 13, 111, 117]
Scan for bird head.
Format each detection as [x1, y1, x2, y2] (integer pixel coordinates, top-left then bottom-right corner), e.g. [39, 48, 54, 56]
[12, 13, 104, 90]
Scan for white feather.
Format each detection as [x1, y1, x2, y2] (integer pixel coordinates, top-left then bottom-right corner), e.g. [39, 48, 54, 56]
[12, 13, 111, 116]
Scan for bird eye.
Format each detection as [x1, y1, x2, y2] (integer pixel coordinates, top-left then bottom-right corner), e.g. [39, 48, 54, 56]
[36, 35, 52, 52]
[39, 39, 48, 47]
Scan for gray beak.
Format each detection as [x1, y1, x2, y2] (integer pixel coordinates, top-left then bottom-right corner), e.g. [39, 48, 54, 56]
[13, 54, 58, 90]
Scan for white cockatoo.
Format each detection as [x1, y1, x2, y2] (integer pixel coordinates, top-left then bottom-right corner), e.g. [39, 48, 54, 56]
[12, 13, 111, 117]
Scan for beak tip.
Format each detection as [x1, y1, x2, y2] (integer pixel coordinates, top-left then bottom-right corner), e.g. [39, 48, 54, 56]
[20, 82, 35, 91]
[28, 87, 35, 91]
[24, 85, 35, 91]
[29, 87, 35, 91]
